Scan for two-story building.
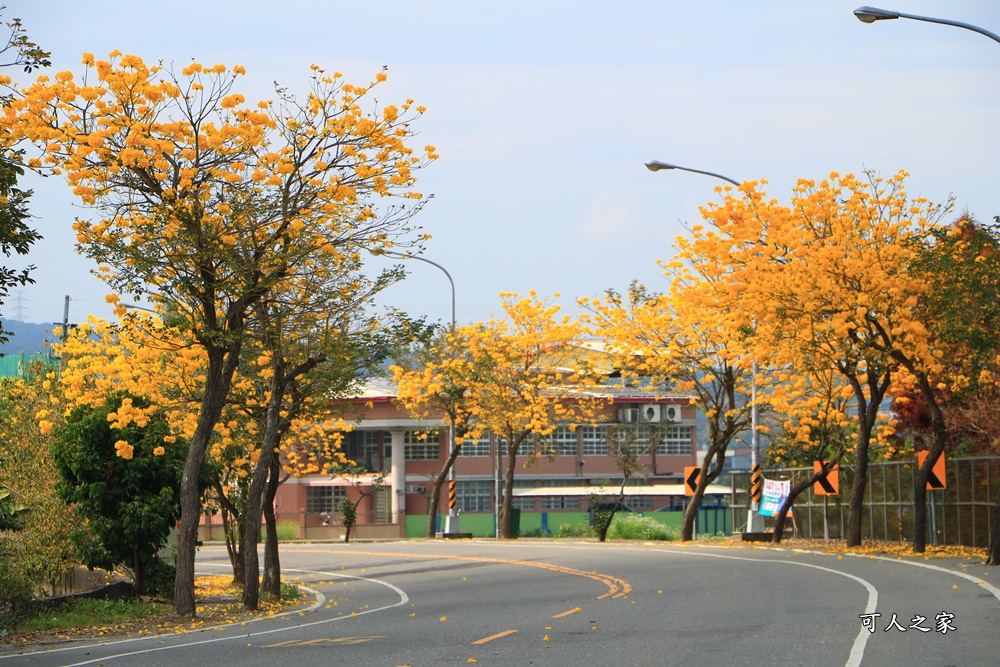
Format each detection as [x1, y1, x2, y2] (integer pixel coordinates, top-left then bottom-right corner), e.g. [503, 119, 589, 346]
[266, 375, 712, 539]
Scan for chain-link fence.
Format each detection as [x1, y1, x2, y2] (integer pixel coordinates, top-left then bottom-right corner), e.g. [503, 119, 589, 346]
[731, 456, 1000, 547]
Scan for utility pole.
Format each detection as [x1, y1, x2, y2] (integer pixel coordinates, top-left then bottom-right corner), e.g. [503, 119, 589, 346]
[55, 295, 70, 377]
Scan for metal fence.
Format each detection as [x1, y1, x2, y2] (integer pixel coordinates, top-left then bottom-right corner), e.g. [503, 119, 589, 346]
[730, 456, 1000, 547]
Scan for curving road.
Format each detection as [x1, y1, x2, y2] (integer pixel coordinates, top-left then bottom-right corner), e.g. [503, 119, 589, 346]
[3, 540, 997, 666]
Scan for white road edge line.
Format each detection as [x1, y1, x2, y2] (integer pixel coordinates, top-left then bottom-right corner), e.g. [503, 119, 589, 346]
[484, 541, 878, 667]
[651, 548, 878, 667]
[3, 566, 408, 665]
[791, 548, 1000, 602]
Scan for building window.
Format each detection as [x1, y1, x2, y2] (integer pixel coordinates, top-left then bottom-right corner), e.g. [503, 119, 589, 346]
[629, 495, 652, 509]
[613, 424, 655, 455]
[459, 435, 491, 457]
[404, 430, 440, 461]
[540, 426, 578, 457]
[498, 436, 535, 458]
[510, 480, 536, 511]
[656, 425, 694, 456]
[357, 430, 384, 470]
[457, 480, 493, 512]
[582, 425, 609, 456]
[539, 479, 580, 511]
[306, 486, 346, 515]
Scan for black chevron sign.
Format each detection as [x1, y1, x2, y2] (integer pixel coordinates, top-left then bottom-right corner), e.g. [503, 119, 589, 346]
[917, 451, 946, 490]
[684, 466, 700, 496]
[812, 461, 839, 495]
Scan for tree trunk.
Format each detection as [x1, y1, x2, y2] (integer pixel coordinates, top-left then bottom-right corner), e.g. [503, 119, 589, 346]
[682, 445, 727, 541]
[988, 484, 1000, 566]
[426, 439, 462, 538]
[500, 441, 519, 539]
[132, 545, 143, 597]
[242, 359, 286, 611]
[774, 456, 843, 544]
[772, 478, 810, 543]
[846, 434, 869, 547]
[174, 347, 241, 617]
[261, 457, 282, 599]
[906, 367, 948, 554]
[682, 482, 707, 542]
[215, 481, 244, 585]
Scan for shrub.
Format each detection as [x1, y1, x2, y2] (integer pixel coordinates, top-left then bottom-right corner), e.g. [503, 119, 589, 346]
[142, 559, 176, 600]
[52, 392, 186, 596]
[607, 514, 681, 541]
[0, 545, 33, 628]
[275, 522, 299, 541]
[555, 522, 595, 538]
[279, 581, 300, 601]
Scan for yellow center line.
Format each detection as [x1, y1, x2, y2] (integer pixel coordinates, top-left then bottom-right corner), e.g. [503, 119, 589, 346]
[286, 548, 632, 600]
[551, 606, 582, 619]
[471, 629, 519, 645]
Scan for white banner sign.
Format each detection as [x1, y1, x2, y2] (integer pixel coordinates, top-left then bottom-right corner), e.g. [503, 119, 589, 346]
[759, 478, 790, 517]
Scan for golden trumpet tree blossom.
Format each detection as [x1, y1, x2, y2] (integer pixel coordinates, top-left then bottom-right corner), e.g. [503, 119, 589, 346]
[414, 292, 608, 539]
[392, 327, 491, 538]
[679, 170, 949, 548]
[584, 276, 756, 542]
[2, 53, 435, 615]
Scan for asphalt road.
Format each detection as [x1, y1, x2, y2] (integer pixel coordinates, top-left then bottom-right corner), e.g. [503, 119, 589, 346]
[2, 540, 997, 666]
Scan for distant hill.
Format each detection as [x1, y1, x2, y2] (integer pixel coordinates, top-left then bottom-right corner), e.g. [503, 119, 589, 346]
[0, 319, 59, 355]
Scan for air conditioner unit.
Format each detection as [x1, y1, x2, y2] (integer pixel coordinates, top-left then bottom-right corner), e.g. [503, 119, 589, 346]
[405, 484, 426, 494]
[663, 406, 681, 423]
[618, 407, 640, 423]
[641, 404, 661, 423]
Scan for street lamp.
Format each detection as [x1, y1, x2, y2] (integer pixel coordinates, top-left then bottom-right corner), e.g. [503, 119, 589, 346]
[645, 160, 764, 533]
[644, 161, 741, 187]
[369, 248, 455, 327]
[121, 303, 158, 314]
[853, 6, 1000, 45]
[369, 248, 461, 534]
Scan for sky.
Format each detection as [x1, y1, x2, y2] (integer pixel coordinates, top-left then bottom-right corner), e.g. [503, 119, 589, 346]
[5, 0, 1000, 331]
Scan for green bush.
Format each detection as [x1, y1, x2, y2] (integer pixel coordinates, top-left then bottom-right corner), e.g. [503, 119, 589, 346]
[51, 392, 187, 596]
[0, 546, 33, 629]
[143, 559, 176, 600]
[607, 514, 681, 541]
[555, 522, 595, 538]
[275, 522, 299, 541]
[519, 528, 546, 538]
[279, 581, 300, 601]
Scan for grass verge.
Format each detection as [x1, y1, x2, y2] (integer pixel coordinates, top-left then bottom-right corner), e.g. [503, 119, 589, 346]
[14, 598, 168, 634]
[1, 575, 308, 645]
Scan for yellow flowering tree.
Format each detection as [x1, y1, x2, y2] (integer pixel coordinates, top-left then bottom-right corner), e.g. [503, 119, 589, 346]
[0, 367, 81, 610]
[239, 287, 431, 609]
[762, 366, 856, 542]
[392, 326, 491, 538]
[689, 171, 952, 549]
[463, 293, 605, 539]
[585, 277, 757, 542]
[2, 53, 435, 614]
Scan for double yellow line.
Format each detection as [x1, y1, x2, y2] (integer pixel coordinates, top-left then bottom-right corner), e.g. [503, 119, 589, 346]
[290, 548, 632, 599]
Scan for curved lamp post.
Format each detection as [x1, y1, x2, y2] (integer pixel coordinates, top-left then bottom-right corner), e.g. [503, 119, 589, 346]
[644, 161, 741, 187]
[853, 6, 1000, 45]
[645, 160, 763, 533]
[369, 248, 460, 534]
[370, 248, 455, 328]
